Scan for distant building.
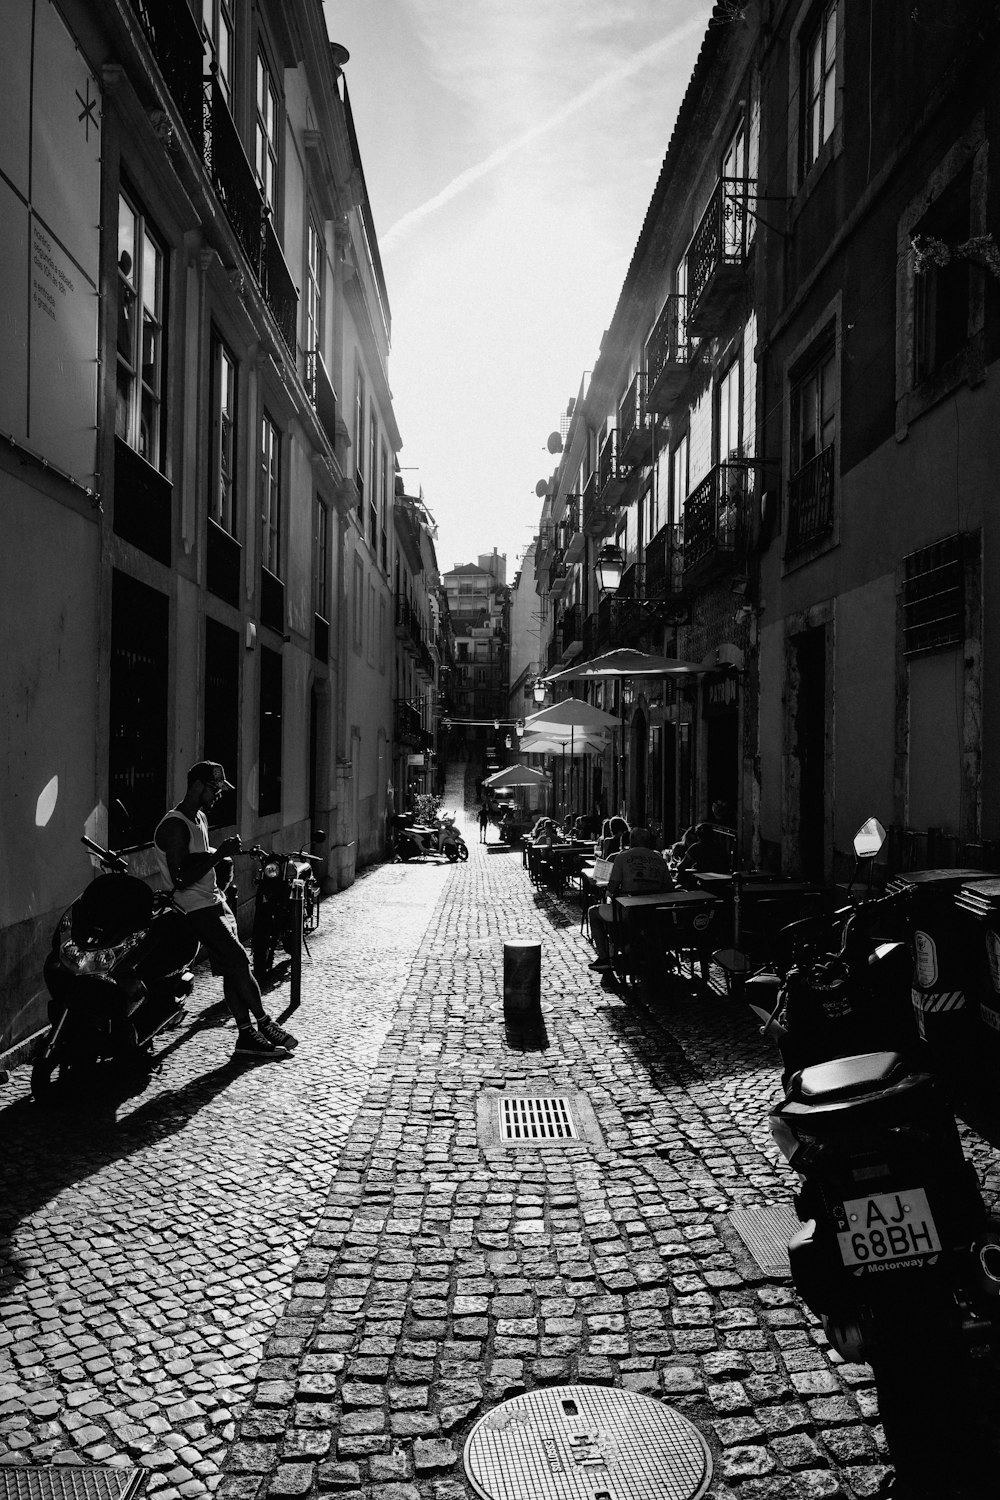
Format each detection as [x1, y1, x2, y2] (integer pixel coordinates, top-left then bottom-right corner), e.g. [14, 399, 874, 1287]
[443, 553, 510, 765]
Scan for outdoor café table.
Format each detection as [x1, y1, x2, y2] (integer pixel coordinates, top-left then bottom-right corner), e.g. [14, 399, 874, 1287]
[578, 861, 609, 932]
[684, 872, 828, 959]
[611, 889, 721, 983]
[546, 841, 595, 894]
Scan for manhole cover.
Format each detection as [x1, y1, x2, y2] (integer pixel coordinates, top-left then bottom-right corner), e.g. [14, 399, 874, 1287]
[463, 1385, 712, 1500]
[0, 1471, 146, 1500]
[727, 1203, 801, 1275]
[501, 1096, 578, 1140]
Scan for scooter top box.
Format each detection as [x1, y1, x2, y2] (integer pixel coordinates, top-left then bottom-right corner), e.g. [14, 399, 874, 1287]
[955, 877, 1000, 915]
[886, 868, 997, 894]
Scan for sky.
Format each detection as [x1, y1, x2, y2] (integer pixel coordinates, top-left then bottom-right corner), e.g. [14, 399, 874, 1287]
[322, 0, 715, 577]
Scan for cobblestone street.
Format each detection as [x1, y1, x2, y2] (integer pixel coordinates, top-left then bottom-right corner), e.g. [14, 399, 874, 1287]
[3, 772, 1000, 1500]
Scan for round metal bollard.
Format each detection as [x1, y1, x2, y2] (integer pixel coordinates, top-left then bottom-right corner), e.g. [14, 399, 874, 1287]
[503, 938, 541, 1021]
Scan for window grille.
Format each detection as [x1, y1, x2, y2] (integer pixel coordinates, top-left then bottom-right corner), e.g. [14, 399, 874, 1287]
[902, 534, 964, 656]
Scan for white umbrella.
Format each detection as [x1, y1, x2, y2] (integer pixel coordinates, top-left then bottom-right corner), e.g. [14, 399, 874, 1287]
[525, 697, 620, 732]
[520, 731, 608, 755]
[483, 765, 550, 788]
[542, 648, 712, 682]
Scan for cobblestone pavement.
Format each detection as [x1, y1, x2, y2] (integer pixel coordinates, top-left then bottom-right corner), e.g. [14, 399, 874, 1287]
[3, 771, 1000, 1500]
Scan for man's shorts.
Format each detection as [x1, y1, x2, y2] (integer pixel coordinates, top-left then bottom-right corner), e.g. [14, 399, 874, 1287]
[183, 902, 252, 977]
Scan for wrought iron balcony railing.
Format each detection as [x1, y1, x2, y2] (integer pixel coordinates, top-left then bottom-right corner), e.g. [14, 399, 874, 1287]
[305, 348, 339, 452]
[394, 697, 427, 746]
[786, 445, 834, 559]
[645, 293, 690, 412]
[644, 523, 685, 599]
[560, 602, 583, 654]
[687, 177, 753, 337]
[618, 374, 651, 468]
[202, 73, 298, 356]
[682, 461, 749, 578]
[129, 0, 204, 149]
[581, 470, 600, 533]
[598, 428, 628, 498]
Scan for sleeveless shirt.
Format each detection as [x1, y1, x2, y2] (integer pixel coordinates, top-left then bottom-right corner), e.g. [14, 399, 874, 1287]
[153, 807, 223, 912]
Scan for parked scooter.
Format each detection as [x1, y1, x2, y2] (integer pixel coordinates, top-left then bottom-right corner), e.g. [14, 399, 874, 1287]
[392, 811, 468, 863]
[762, 821, 1000, 1495]
[250, 835, 324, 994]
[32, 836, 201, 1100]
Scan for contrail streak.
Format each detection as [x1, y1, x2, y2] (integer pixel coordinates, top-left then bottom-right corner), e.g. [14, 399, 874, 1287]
[382, 15, 706, 251]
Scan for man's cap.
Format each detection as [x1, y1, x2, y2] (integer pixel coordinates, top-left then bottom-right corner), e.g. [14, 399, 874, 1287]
[187, 760, 235, 790]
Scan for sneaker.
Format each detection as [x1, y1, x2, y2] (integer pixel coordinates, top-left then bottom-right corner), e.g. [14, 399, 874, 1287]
[257, 1015, 299, 1049]
[233, 1027, 290, 1061]
[588, 959, 613, 972]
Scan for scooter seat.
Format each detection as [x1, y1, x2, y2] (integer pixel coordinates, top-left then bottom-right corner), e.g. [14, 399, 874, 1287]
[793, 1050, 908, 1104]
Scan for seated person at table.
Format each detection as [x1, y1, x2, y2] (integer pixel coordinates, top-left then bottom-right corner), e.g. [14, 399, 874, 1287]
[597, 816, 629, 859]
[588, 827, 672, 972]
[676, 822, 733, 876]
[530, 817, 556, 846]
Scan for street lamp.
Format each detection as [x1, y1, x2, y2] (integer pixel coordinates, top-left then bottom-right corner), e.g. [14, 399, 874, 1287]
[505, 734, 512, 749]
[595, 542, 625, 595]
[532, 680, 546, 704]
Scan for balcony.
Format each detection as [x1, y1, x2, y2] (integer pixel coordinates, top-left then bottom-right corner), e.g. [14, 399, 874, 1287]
[559, 603, 584, 659]
[582, 611, 599, 660]
[581, 470, 601, 534]
[127, 0, 204, 151]
[394, 697, 427, 747]
[203, 74, 298, 356]
[618, 374, 651, 468]
[645, 293, 690, 413]
[113, 437, 172, 566]
[395, 593, 425, 655]
[683, 462, 749, 583]
[687, 177, 753, 338]
[306, 348, 339, 453]
[598, 428, 630, 499]
[786, 445, 834, 559]
[645, 522, 685, 601]
[547, 550, 568, 596]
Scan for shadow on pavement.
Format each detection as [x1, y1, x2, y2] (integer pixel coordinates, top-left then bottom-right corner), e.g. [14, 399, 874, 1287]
[504, 1013, 550, 1052]
[0, 1057, 244, 1296]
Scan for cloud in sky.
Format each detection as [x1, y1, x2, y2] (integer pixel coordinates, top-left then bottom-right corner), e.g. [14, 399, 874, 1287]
[326, 0, 715, 571]
[382, 10, 708, 252]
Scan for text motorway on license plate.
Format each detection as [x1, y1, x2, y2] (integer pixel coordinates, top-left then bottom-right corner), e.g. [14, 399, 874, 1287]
[836, 1188, 942, 1268]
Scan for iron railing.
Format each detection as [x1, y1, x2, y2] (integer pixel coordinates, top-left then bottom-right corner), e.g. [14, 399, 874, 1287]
[598, 429, 625, 497]
[305, 348, 339, 452]
[394, 697, 427, 746]
[683, 462, 748, 574]
[618, 374, 650, 466]
[646, 293, 690, 397]
[645, 523, 684, 598]
[560, 602, 583, 652]
[581, 471, 599, 531]
[202, 73, 298, 356]
[786, 445, 834, 558]
[128, 0, 204, 149]
[687, 177, 753, 334]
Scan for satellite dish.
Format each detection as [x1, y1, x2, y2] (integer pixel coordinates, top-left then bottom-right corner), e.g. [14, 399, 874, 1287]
[330, 42, 351, 68]
[535, 480, 548, 498]
[547, 432, 563, 454]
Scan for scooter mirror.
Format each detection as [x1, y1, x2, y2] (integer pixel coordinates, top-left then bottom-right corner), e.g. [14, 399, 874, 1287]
[853, 817, 886, 859]
[313, 830, 327, 845]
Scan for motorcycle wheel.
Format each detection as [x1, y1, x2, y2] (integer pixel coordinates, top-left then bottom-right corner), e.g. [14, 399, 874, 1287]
[865, 1295, 986, 1498]
[445, 844, 459, 863]
[457, 842, 469, 862]
[30, 1032, 73, 1103]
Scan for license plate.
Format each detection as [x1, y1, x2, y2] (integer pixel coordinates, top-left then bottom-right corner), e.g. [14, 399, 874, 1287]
[836, 1188, 942, 1268]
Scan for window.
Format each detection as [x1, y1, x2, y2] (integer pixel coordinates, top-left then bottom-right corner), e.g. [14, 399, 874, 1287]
[717, 360, 742, 461]
[209, 332, 238, 533]
[913, 163, 974, 385]
[204, 618, 239, 827]
[670, 433, 689, 525]
[352, 555, 364, 652]
[117, 191, 165, 469]
[314, 496, 329, 620]
[255, 51, 279, 214]
[802, 0, 838, 176]
[258, 645, 282, 816]
[787, 333, 836, 557]
[260, 410, 281, 576]
[368, 413, 379, 549]
[380, 441, 389, 571]
[202, 0, 235, 106]
[353, 362, 366, 511]
[306, 217, 322, 364]
[108, 570, 169, 848]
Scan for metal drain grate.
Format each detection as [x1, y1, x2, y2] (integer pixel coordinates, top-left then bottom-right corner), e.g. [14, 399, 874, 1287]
[727, 1203, 801, 1275]
[500, 1095, 578, 1141]
[0, 1471, 146, 1500]
[464, 1384, 712, 1500]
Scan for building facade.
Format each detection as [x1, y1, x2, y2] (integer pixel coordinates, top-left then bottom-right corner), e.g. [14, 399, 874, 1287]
[532, 0, 1000, 880]
[442, 553, 510, 769]
[0, 0, 429, 1058]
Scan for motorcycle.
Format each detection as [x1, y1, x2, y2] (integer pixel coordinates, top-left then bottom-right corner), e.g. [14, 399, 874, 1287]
[32, 835, 201, 1100]
[762, 820, 1000, 1495]
[250, 835, 325, 999]
[392, 811, 468, 863]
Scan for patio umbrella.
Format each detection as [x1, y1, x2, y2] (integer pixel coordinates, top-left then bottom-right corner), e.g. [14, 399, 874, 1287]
[542, 647, 713, 682]
[483, 765, 550, 788]
[520, 732, 608, 756]
[525, 697, 620, 732]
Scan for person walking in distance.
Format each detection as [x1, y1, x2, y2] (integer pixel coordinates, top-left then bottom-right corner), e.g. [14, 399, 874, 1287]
[154, 762, 298, 1061]
[478, 804, 490, 844]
